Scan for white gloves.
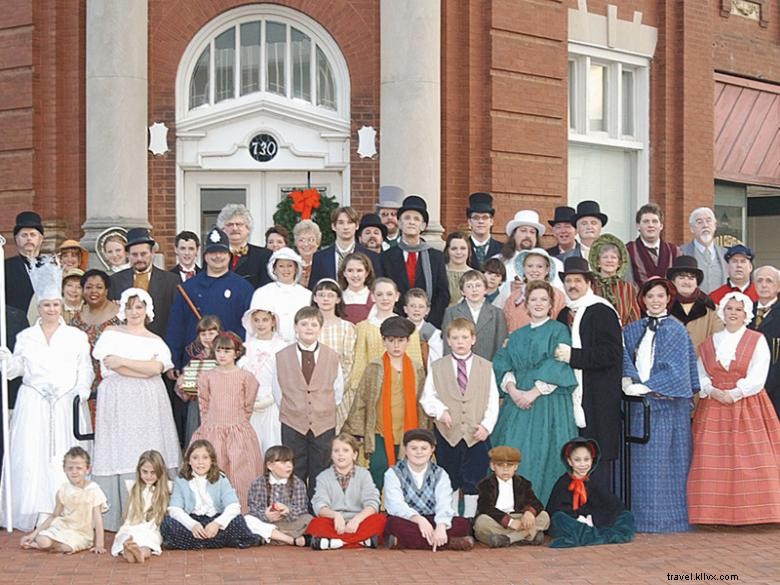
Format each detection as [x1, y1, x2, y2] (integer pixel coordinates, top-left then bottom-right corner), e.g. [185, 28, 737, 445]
[624, 383, 651, 396]
[0, 346, 11, 362]
[554, 343, 571, 363]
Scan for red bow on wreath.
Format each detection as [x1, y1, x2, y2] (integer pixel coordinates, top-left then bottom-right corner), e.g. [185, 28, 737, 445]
[290, 188, 320, 220]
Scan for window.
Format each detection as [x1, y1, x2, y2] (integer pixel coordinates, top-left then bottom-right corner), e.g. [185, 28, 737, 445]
[186, 17, 340, 112]
[567, 47, 649, 240]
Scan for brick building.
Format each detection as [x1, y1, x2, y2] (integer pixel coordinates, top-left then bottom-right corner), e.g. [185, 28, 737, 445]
[1, 0, 778, 264]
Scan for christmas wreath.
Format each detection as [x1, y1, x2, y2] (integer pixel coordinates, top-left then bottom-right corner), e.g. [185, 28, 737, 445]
[273, 188, 339, 247]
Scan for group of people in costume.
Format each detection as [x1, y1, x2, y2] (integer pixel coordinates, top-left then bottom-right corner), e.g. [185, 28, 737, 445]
[1, 188, 779, 559]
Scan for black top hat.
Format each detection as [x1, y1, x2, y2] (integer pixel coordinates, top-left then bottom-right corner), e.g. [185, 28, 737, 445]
[666, 255, 704, 285]
[13, 211, 44, 236]
[124, 227, 156, 250]
[380, 316, 416, 338]
[548, 206, 576, 226]
[574, 200, 608, 227]
[204, 226, 230, 254]
[466, 192, 495, 217]
[724, 243, 754, 262]
[558, 256, 592, 280]
[397, 195, 429, 225]
[357, 213, 388, 239]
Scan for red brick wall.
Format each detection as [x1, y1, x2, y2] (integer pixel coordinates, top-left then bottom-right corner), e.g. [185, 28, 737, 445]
[713, 1, 780, 82]
[147, 0, 379, 261]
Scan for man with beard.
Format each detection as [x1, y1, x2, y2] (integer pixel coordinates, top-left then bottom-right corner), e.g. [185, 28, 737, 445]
[109, 227, 179, 337]
[376, 185, 404, 249]
[679, 207, 728, 293]
[4, 211, 47, 316]
[500, 210, 563, 294]
[709, 244, 757, 305]
[751, 265, 780, 418]
[553, 257, 623, 493]
[357, 213, 387, 255]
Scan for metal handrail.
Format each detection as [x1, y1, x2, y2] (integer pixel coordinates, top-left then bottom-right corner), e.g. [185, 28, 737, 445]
[621, 394, 650, 509]
[72, 392, 97, 441]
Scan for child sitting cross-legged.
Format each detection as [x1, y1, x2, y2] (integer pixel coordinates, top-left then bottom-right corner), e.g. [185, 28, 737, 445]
[306, 433, 386, 550]
[546, 438, 634, 548]
[383, 429, 474, 551]
[21, 446, 108, 554]
[473, 445, 549, 547]
[244, 446, 313, 547]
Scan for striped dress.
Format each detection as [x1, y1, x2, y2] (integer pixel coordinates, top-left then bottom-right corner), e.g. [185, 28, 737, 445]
[192, 368, 263, 513]
[319, 318, 357, 431]
[688, 329, 780, 525]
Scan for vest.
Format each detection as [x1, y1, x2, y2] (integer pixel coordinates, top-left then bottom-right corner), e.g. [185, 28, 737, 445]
[692, 245, 724, 295]
[276, 344, 340, 437]
[430, 355, 491, 447]
[392, 459, 442, 516]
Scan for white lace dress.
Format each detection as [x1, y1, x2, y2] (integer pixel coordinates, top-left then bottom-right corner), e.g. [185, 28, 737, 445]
[111, 480, 164, 556]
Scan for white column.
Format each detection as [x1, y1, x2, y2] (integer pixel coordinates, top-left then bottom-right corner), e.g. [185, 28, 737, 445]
[82, 0, 149, 263]
[380, 0, 443, 243]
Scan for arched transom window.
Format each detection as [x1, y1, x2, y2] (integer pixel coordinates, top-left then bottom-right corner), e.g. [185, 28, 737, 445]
[186, 10, 342, 115]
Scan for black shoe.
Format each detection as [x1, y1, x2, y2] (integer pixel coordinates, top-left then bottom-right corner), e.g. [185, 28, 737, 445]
[487, 534, 511, 548]
[310, 536, 329, 550]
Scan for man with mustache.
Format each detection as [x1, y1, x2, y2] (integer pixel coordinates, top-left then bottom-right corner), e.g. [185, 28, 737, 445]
[553, 257, 623, 493]
[679, 207, 728, 294]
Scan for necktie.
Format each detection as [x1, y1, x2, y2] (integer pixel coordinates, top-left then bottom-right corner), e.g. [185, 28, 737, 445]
[133, 271, 150, 291]
[647, 246, 658, 263]
[182, 269, 195, 281]
[473, 243, 487, 267]
[405, 251, 417, 287]
[455, 355, 470, 396]
[299, 345, 317, 384]
[755, 307, 767, 327]
[231, 246, 248, 271]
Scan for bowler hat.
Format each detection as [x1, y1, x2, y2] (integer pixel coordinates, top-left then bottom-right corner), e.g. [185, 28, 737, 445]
[125, 227, 156, 250]
[466, 192, 495, 217]
[666, 255, 704, 285]
[548, 206, 576, 226]
[204, 226, 230, 254]
[397, 195, 429, 225]
[376, 185, 405, 210]
[402, 428, 436, 447]
[357, 213, 388, 239]
[380, 316, 416, 338]
[13, 211, 44, 236]
[574, 200, 608, 227]
[724, 243, 754, 262]
[558, 256, 592, 280]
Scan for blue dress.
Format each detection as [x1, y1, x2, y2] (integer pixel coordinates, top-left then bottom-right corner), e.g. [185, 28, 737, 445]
[492, 319, 578, 503]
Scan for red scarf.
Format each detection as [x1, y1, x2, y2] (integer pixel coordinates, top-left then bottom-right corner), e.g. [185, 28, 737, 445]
[381, 352, 418, 466]
[568, 475, 588, 511]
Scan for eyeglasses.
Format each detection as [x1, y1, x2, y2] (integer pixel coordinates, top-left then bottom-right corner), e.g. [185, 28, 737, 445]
[296, 236, 318, 244]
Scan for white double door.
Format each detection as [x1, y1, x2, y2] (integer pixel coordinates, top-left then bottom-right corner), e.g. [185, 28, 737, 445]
[182, 170, 344, 246]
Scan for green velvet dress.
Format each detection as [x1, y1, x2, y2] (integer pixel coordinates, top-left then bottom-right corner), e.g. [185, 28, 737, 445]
[492, 319, 578, 504]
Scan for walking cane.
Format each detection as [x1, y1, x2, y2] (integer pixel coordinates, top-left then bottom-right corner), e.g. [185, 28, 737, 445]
[0, 234, 12, 531]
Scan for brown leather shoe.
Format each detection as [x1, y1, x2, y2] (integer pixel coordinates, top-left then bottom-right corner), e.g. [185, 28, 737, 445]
[447, 536, 475, 551]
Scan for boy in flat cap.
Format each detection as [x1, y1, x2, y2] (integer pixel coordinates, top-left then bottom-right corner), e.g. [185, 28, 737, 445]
[420, 318, 499, 518]
[383, 429, 474, 551]
[343, 316, 429, 490]
[473, 445, 549, 548]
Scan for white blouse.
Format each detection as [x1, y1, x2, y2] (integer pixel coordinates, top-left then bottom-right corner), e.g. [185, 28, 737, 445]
[697, 328, 770, 401]
[92, 329, 173, 378]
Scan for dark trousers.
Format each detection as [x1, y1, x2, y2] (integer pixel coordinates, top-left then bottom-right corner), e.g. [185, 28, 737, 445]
[369, 434, 399, 492]
[160, 514, 259, 550]
[165, 376, 188, 448]
[281, 424, 335, 499]
[432, 429, 490, 494]
[384, 515, 471, 550]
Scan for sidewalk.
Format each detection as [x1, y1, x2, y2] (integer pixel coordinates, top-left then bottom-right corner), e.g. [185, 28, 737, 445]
[1, 524, 778, 584]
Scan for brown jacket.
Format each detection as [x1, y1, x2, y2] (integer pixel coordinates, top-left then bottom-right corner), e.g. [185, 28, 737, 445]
[342, 357, 429, 456]
[476, 474, 544, 527]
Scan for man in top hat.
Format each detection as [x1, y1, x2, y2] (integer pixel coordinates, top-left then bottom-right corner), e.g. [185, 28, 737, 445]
[307, 206, 382, 288]
[380, 195, 450, 327]
[165, 226, 255, 375]
[108, 227, 180, 337]
[376, 185, 404, 250]
[573, 201, 608, 263]
[546, 206, 580, 261]
[750, 265, 780, 418]
[625, 203, 679, 287]
[357, 213, 387, 255]
[709, 244, 758, 305]
[216, 203, 272, 289]
[553, 257, 623, 492]
[465, 192, 502, 269]
[4, 211, 47, 314]
[679, 207, 728, 294]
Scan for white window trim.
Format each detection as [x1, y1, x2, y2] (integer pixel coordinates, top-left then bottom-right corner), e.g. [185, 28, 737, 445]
[568, 41, 650, 211]
[175, 4, 350, 126]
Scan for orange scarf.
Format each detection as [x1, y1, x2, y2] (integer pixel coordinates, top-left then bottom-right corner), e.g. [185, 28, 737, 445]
[381, 352, 418, 466]
[568, 475, 588, 511]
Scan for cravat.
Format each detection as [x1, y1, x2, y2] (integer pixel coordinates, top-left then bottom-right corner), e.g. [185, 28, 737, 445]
[299, 344, 317, 384]
[647, 246, 658, 263]
[473, 243, 487, 267]
[405, 251, 417, 287]
[755, 307, 767, 327]
[133, 271, 150, 291]
[183, 270, 195, 280]
[455, 355, 470, 396]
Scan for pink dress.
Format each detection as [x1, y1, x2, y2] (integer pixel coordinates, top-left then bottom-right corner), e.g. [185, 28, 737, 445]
[191, 368, 263, 512]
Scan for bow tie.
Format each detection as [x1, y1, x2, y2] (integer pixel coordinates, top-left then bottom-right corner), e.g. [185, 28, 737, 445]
[646, 315, 667, 332]
[231, 245, 249, 256]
